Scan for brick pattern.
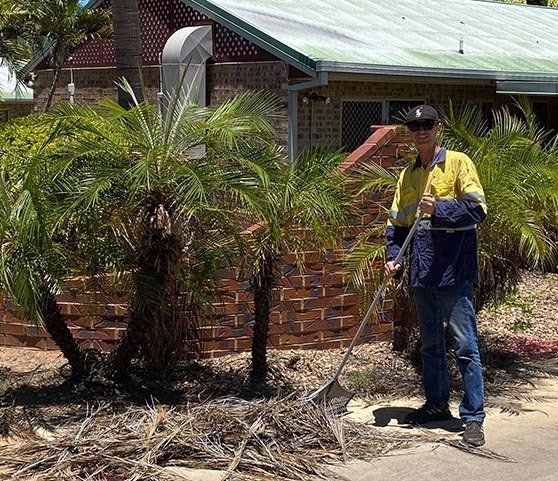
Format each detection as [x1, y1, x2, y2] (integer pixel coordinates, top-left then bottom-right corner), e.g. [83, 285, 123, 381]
[0, 290, 128, 352]
[0, 126, 409, 358]
[0, 102, 35, 120]
[33, 62, 289, 151]
[32, 67, 161, 113]
[207, 62, 289, 150]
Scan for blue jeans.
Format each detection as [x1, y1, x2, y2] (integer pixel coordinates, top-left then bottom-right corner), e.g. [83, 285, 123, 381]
[413, 282, 485, 423]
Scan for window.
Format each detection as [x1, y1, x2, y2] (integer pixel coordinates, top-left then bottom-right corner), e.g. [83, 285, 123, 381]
[341, 99, 424, 151]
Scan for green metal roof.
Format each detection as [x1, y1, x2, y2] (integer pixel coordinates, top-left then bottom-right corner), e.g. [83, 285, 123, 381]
[185, 0, 558, 80]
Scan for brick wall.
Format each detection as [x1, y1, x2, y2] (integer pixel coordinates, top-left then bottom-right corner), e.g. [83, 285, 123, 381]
[33, 65, 558, 155]
[207, 62, 289, 150]
[0, 102, 35, 120]
[0, 289, 128, 352]
[32, 62, 290, 149]
[32, 67, 161, 112]
[0, 126, 407, 357]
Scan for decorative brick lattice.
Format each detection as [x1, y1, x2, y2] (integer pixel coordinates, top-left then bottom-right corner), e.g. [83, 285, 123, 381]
[140, 0, 173, 65]
[173, 2, 211, 27]
[38, 0, 276, 69]
[213, 24, 273, 62]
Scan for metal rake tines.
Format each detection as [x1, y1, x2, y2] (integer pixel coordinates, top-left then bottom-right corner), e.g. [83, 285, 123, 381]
[306, 379, 355, 415]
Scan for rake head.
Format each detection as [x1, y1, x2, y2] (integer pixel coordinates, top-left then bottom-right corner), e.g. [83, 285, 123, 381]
[305, 378, 355, 415]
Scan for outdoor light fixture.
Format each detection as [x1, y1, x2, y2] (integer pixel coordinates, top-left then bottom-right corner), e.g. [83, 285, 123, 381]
[302, 91, 331, 104]
[25, 72, 36, 88]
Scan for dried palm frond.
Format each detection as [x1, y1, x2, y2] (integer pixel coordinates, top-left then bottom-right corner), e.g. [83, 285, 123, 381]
[443, 439, 516, 463]
[0, 395, 427, 481]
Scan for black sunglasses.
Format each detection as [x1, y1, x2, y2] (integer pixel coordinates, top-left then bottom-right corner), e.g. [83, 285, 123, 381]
[407, 119, 437, 132]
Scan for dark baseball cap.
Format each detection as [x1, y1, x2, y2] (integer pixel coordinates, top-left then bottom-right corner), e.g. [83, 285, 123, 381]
[404, 104, 439, 124]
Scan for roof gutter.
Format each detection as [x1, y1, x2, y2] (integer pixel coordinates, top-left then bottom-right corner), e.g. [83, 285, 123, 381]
[287, 72, 328, 161]
[316, 61, 558, 83]
[496, 81, 558, 96]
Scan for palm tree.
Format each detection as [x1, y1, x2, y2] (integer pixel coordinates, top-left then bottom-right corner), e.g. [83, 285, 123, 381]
[243, 148, 350, 380]
[0, 120, 88, 377]
[111, 0, 143, 108]
[0, 1, 33, 83]
[17, 0, 112, 111]
[47, 84, 281, 379]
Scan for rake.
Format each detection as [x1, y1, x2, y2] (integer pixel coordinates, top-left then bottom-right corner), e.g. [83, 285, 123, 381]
[306, 212, 425, 413]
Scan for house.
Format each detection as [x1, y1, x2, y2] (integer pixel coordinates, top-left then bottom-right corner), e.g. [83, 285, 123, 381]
[32, 0, 558, 159]
[0, 66, 34, 121]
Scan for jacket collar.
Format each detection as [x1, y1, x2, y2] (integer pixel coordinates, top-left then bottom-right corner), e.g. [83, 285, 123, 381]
[413, 147, 446, 170]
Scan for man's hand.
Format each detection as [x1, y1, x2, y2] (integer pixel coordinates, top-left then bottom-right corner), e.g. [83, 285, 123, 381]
[419, 193, 436, 215]
[385, 261, 402, 278]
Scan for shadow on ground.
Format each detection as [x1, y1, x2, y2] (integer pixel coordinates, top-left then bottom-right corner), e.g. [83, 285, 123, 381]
[371, 406, 464, 432]
[0, 360, 296, 429]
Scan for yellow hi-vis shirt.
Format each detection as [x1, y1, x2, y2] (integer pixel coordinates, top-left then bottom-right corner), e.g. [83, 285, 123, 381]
[386, 148, 487, 287]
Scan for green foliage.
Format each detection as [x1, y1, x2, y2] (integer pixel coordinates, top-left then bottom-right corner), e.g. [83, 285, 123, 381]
[0, 79, 289, 379]
[442, 100, 558, 304]
[0, 1, 33, 82]
[505, 292, 535, 315]
[347, 368, 377, 392]
[0, 114, 53, 164]
[3, 0, 112, 109]
[511, 317, 533, 333]
[43, 85, 283, 377]
[343, 161, 400, 291]
[485, 291, 534, 333]
[242, 145, 351, 378]
[487, 291, 535, 315]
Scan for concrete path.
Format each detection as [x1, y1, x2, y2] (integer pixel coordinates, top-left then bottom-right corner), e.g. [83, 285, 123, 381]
[340, 378, 558, 481]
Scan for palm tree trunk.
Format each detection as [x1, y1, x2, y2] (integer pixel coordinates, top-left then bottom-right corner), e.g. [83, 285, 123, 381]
[40, 292, 87, 377]
[111, 0, 144, 108]
[109, 307, 144, 379]
[110, 202, 180, 378]
[44, 63, 61, 112]
[251, 253, 275, 380]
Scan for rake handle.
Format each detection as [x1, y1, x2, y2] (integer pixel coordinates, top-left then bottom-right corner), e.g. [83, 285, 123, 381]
[332, 212, 425, 380]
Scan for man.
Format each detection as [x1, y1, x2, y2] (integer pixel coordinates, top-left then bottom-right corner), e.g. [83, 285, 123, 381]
[385, 104, 487, 447]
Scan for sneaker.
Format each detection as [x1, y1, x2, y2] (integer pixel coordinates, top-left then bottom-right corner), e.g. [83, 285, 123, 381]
[404, 403, 453, 425]
[462, 421, 485, 447]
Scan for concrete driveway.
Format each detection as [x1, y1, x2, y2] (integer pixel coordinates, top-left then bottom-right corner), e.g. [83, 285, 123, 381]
[340, 378, 558, 481]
